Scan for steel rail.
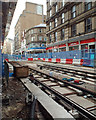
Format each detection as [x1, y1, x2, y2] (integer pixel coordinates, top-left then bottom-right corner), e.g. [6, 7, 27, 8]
[42, 64, 96, 79]
[33, 78, 96, 120]
[29, 67, 96, 97]
[42, 63, 95, 74]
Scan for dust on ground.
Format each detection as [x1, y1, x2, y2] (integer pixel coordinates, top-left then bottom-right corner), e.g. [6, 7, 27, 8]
[2, 77, 30, 119]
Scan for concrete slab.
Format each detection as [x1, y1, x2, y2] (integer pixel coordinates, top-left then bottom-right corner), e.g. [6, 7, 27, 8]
[20, 78, 74, 119]
[51, 86, 74, 95]
[66, 95, 95, 109]
[33, 75, 42, 78]
[37, 78, 50, 82]
[43, 81, 57, 86]
[90, 110, 96, 115]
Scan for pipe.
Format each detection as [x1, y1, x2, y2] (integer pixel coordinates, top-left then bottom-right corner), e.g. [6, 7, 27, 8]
[30, 96, 37, 120]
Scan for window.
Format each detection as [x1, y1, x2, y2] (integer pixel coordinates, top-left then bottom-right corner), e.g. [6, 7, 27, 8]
[81, 44, 88, 50]
[50, 0, 52, 6]
[54, 32, 57, 42]
[44, 37, 46, 41]
[39, 36, 42, 41]
[62, 0, 65, 6]
[85, 2, 92, 11]
[55, 4, 58, 12]
[61, 13, 64, 23]
[8, 11, 12, 16]
[9, 3, 12, 9]
[31, 37, 34, 41]
[6, 23, 10, 28]
[61, 29, 64, 40]
[49, 22, 52, 30]
[71, 24, 76, 37]
[37, 5, 42, 15]
[54, 18, 57, 27]
[61, 0, 65, 7]
[31, 30, 34, 34]
[59, 47, 66, 52]
[69, 46, 79, 51]
[50, 10, 52, 17]
[85, 18, 92, 33]
[71, 6, 76, 18]
[49, 34, 51, 43]
[39, 29, 42, 33]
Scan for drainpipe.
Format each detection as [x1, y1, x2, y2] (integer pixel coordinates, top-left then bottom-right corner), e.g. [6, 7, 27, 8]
[42, 5, 44, 23]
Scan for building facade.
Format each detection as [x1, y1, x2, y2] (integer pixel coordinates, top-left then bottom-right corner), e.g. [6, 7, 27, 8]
[0, 2, 17, 49]
[14, 2, 46, 54]
[2, 38, 14, 55]
[46, 1, 96, 53]
[25, 24, 46, 54]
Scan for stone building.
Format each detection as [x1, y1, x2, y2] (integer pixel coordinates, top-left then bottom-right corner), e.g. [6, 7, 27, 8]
[46, 1, 96, 53]
[2, 38, 14, 55]
[14, 2, 46, 54]
[0, 1, 17, 49]
[25, 24, 46, 54]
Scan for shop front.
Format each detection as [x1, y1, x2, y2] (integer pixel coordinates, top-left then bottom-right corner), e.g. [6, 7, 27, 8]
[80, 38, 95, 50]
[46, 38, 95, 53]
[68, 41, 79, 51]
[59, 44, 66, 52]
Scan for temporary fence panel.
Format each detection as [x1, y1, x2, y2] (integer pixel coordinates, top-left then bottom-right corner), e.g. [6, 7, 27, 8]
[0, 50, 2, 77]
[3, 49, 95, 67]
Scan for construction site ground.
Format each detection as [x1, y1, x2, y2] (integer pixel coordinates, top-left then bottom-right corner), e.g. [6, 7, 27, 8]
[2, 76, 30, 119]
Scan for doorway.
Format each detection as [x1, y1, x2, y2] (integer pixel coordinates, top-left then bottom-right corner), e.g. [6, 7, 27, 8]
[89, 45, 95, 49]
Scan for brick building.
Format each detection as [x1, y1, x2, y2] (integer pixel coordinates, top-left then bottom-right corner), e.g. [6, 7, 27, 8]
[46, 1, 96, 53]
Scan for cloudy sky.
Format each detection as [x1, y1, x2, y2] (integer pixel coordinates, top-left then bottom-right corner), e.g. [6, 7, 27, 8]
[7, 0, 46, 39]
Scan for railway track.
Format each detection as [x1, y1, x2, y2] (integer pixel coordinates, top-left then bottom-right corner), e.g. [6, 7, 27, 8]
[37, 63, 96, 82]
[8, 61, 96, 119]
[35, 62, 96, 84]
[28, 68, 96, 119]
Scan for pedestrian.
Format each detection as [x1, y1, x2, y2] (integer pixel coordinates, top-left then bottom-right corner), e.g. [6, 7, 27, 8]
[4, 60, 9, 87]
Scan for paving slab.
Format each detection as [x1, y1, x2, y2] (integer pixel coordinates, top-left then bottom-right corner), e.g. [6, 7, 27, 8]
[51, 86, 75, 95]
[33, 75, 42, 78]
[66, 94, 95, 109]
[43, 81, 57, 86]
[37, 78, 50, 82]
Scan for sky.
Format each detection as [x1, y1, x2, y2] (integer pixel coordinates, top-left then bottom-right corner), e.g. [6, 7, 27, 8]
[7, 0, 46, 39]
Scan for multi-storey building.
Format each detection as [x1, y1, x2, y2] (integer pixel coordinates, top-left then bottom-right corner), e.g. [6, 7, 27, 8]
[0, 2, 17, 49]
[46, 1, 96, 53]
[25, 24, 46, 54]
[2, 38, 14, 55]
[14, 2, 46, 54]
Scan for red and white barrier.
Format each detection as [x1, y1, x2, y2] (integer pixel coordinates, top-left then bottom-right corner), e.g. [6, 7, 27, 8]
[61, 59, 66, 63]
[5, 59, 9, 62]
[28, 58, 84, 65]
